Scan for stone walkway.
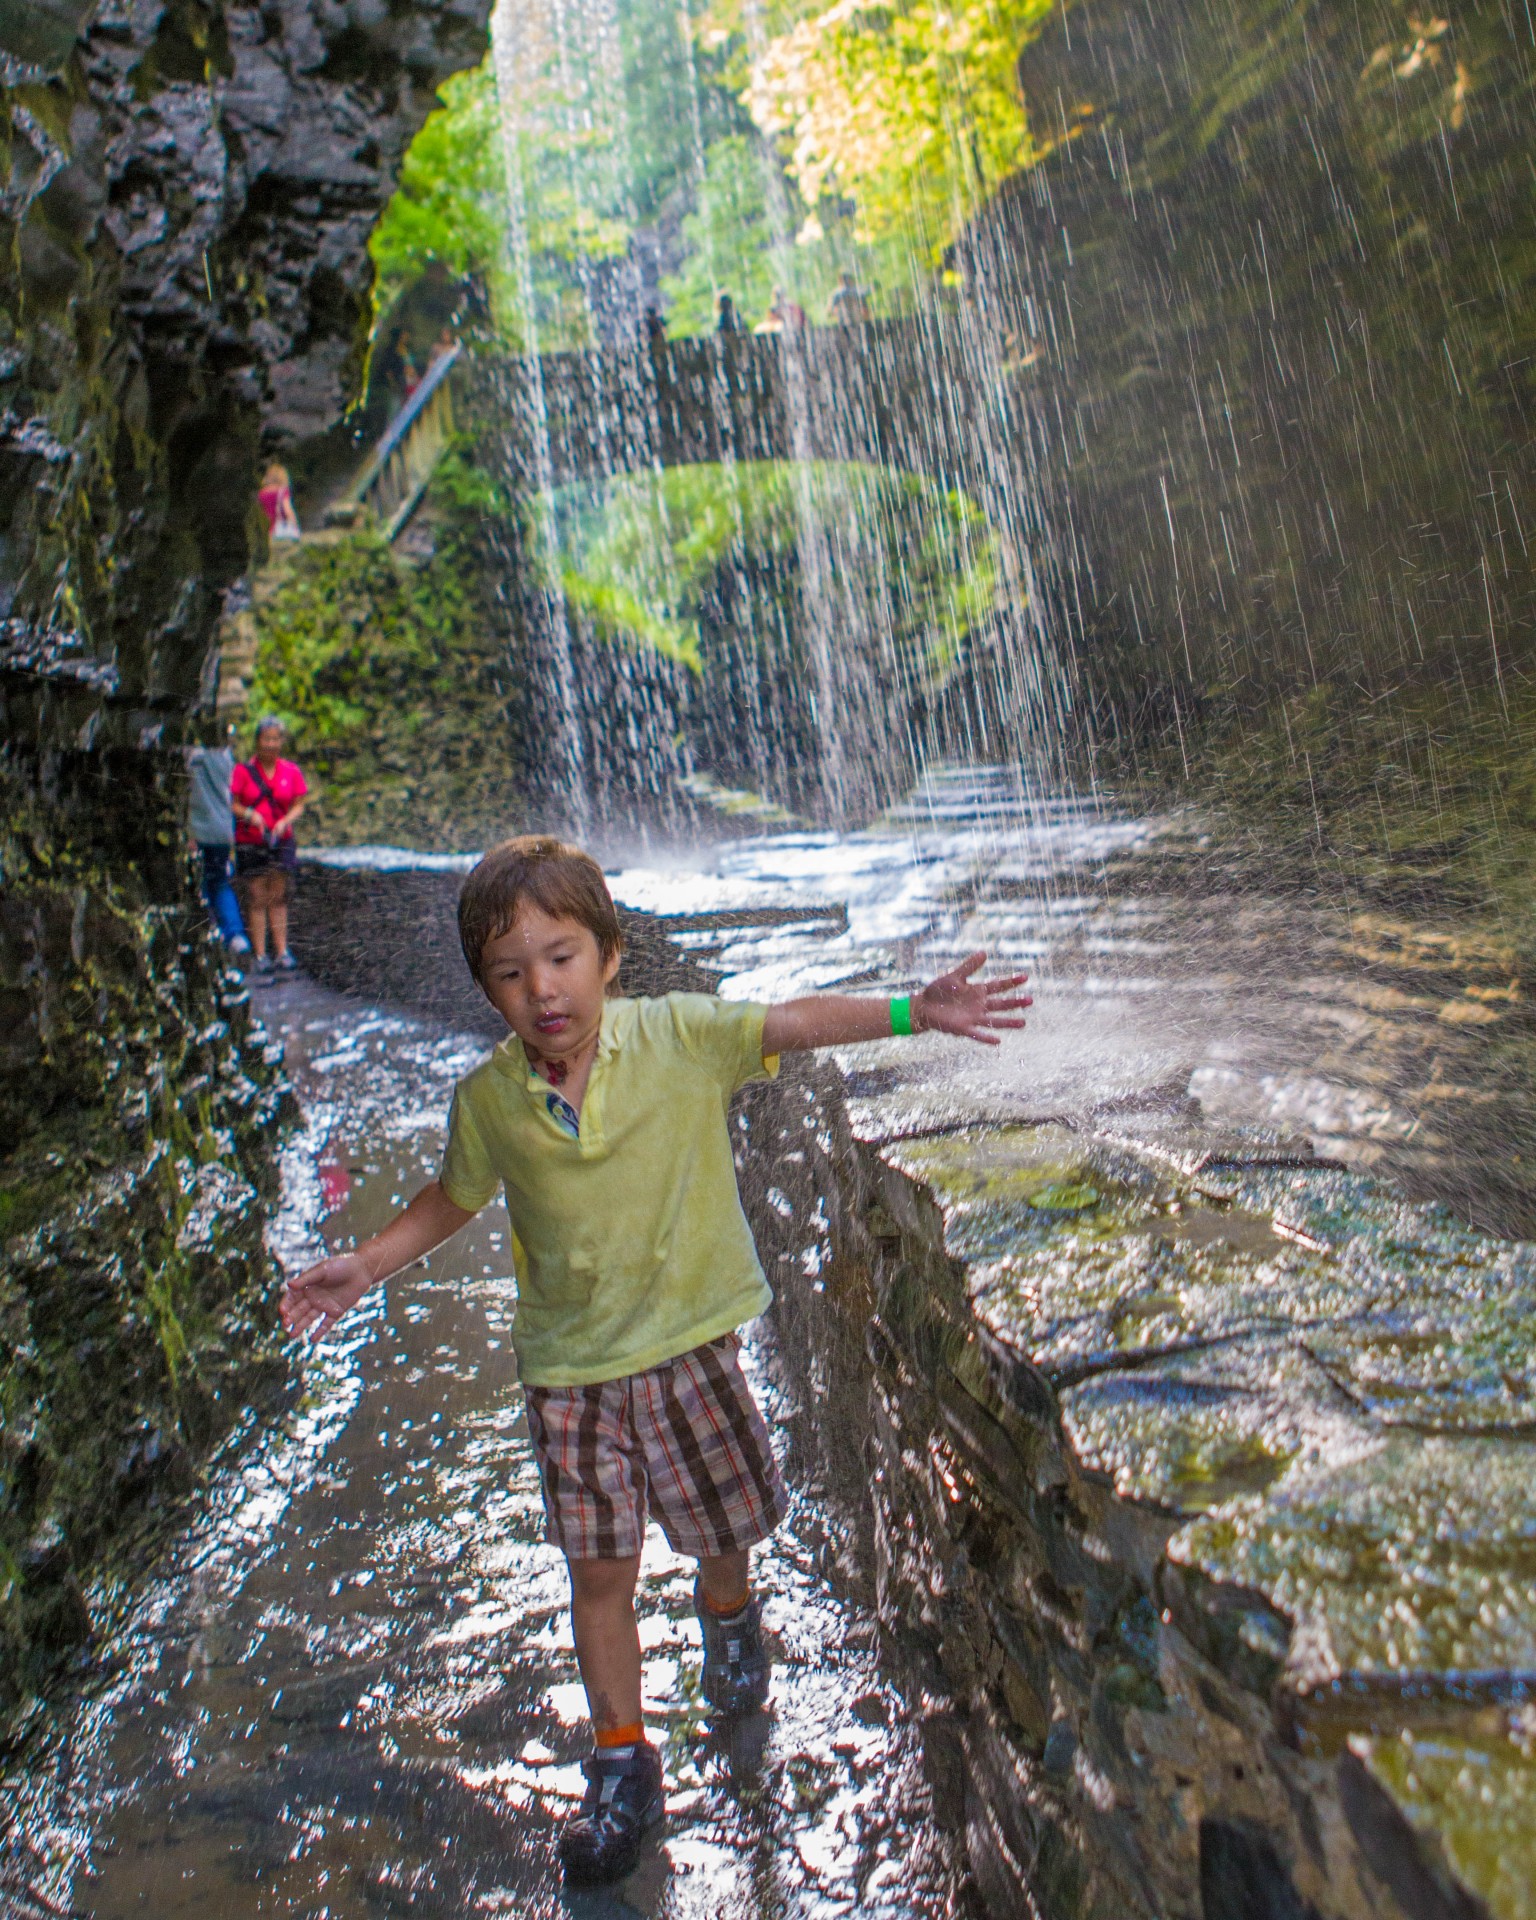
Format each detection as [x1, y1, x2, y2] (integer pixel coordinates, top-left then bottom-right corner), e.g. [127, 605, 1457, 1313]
[24, 981, 956, 1920]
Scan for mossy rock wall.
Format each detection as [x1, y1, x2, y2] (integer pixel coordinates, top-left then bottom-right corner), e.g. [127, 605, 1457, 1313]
[764, 1092, 1536, 1920]
[974, 0, 1536, 723]
[0, 766, 294, 1737]
[0, 0, 490, 1740]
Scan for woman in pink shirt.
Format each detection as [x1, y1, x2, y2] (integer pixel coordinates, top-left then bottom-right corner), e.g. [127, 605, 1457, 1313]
[258, 462, 301, 543]
[232, 717, 310, 974]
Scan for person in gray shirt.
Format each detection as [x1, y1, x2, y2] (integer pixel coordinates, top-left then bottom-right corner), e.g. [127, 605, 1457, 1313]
[187, 738, 251, 955]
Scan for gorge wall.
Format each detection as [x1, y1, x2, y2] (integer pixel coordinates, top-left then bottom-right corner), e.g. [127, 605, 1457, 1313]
[975, 0, 1536, 736]
[0, 0, 490, 1744]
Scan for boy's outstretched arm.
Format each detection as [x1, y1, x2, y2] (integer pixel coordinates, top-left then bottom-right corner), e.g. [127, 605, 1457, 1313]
[762, 951, 1031, 1055]
[280, 1179, 478, 1341]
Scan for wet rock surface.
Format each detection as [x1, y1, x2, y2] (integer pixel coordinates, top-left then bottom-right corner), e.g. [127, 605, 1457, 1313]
[863, 1118, 1536, 1913]
[607, 777, 1536, 1920]
[975, 0, 1536, 709]
[7, 978, 957, 1919]
[0, 0, 491, 711]
[0, 846, 291, 1745]
[0, 0, 492, 1774]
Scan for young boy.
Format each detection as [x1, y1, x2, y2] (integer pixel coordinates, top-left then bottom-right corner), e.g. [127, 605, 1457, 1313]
[280, 836, 1029, 1884]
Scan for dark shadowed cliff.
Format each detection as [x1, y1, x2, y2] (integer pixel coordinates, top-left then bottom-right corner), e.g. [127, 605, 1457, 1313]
[0, 0, 490, 1734]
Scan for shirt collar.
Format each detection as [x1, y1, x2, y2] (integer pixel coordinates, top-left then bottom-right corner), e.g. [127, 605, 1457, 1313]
[491, 996, 625, 1086]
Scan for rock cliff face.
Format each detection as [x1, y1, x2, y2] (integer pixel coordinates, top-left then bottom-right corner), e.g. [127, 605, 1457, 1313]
[970, 0, 1536, 725]
[0, 0, 490, 1739]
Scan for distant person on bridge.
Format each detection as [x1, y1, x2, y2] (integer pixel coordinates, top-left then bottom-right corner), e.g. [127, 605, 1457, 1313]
[756, 286, 805, 334]
[829, 269, 871, 327]
[427, 325, 456, 369]
[280, 835, 1031, 1885]
[258, 462, 301, 543]
[715, 291, 739, 334]
[232, 717, 309, 976]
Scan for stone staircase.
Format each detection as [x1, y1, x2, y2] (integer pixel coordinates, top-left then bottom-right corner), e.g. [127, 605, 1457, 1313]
[213, 345, 465, 719]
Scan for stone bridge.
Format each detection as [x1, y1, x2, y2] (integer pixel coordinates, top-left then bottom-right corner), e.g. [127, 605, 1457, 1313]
[509, 322, 1003, 489]
[434, 320, 1034, 512]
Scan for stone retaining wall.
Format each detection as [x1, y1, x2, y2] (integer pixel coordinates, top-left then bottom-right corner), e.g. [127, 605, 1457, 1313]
[770, 1107, 1536, 1920]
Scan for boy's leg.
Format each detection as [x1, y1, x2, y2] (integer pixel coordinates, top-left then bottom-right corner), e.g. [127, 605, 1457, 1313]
[525, 1382, 664, 1882]
[567, 1553, 644, 1736]
[696, 1547, 750, 1615]
[694, 1546, 772, 1715]
[632, 1337, 787, 1717]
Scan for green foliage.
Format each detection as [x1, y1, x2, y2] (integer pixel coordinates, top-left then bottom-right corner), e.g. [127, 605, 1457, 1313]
[718, 0, 1053, 274]
[661, 134, 848, 334]
[370, 59, 514, 340]
[554, 458, 1001, 686]
[246, 453, 529, 847]
[617, 0, 733, 224]
[373, 0, 1056, 346]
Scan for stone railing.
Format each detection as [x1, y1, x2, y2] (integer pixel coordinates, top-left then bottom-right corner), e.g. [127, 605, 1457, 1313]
[474, 316, 1021, 506]
[339, 344, 464, 540]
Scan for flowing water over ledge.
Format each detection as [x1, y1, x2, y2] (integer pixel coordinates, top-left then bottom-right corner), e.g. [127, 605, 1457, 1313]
[612, 764, 1536, 1236]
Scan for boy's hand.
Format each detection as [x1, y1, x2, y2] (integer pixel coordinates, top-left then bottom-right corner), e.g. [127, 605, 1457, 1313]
[762, 951, 1033, 1055]
[280, 1252, 374, 1340]
[276, 1181, 478, 1342]
[914, 952, 1032, 1046]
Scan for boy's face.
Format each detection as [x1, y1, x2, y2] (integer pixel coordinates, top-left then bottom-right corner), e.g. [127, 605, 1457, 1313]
[479, 906, 620, 1054]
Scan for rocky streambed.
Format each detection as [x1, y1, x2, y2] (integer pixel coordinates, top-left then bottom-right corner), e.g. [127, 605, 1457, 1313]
[282, 802, 1536, 1919]
[10, 967, 955, 1920]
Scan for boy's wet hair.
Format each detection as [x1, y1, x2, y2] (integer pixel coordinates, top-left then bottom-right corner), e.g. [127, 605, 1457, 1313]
[458, 836, 623, 984]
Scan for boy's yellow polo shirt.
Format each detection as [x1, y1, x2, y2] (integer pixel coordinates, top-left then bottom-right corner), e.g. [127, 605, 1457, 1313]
[438, 993, 777, 1388]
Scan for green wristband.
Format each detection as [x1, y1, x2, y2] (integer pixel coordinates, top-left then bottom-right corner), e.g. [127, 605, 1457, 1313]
[890, 994, 913, 1037]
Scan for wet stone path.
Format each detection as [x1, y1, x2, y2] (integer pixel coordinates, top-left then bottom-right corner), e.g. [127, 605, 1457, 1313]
[38, 980, 954, 1920]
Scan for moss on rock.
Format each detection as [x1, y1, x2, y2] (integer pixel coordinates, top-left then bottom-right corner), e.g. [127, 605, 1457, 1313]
[0, 768, 292, 1736]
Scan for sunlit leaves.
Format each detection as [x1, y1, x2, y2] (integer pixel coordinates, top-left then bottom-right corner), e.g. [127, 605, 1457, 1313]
[734, 0, 1053, 263]
[369, 59, 513, 337]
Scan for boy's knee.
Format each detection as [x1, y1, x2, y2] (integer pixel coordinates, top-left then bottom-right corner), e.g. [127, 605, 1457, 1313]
[567, 1554, 640, 1608]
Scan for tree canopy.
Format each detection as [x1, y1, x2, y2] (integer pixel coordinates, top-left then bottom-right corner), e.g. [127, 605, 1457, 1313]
[370, 0, 1053, 346]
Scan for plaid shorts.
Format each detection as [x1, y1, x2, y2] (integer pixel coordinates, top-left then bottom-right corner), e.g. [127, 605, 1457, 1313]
[523, 1334, 788, 1562]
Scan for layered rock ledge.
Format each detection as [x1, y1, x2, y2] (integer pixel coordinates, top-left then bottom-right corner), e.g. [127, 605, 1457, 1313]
[775, 1095, 1536, 1920]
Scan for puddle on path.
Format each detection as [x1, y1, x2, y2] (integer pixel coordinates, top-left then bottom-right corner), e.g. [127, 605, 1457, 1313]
[23, 980, 952, 1920]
